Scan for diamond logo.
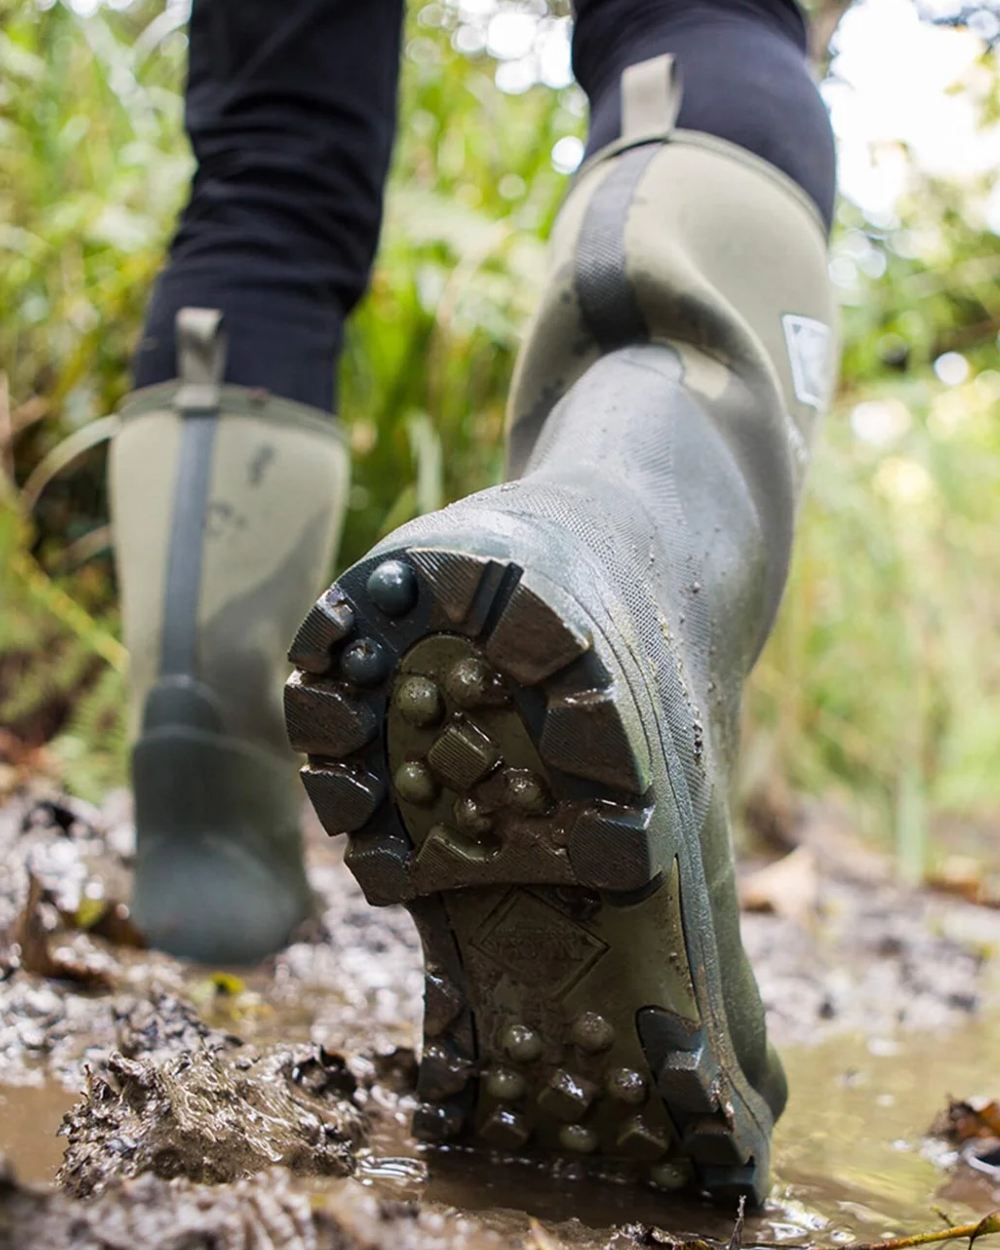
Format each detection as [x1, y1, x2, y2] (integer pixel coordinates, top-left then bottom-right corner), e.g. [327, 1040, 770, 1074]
[472, 890, 608, 990]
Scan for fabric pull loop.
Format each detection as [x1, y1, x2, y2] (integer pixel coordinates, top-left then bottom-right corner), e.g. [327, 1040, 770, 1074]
[175, 307, 226, 414]
[621, 55, 682, 145]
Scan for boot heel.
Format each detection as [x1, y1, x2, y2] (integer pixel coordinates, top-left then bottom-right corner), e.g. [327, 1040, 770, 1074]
[131, 727, 309, 963]
[284, 546, 674, 904]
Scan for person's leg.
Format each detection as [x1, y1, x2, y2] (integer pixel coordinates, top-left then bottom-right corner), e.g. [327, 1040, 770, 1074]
[134, 0, 403, 411]
[286, 1, 836, 1205]
[110, 0, 404, 963]
[573, 0, 835, 230]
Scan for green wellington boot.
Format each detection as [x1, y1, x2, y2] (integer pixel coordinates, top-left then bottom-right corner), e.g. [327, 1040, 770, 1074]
[284, 58, 835, 1204]
[111, 309, 348, 963]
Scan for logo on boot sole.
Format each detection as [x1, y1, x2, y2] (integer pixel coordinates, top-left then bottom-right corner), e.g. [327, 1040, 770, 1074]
[472, 890, 608, 990]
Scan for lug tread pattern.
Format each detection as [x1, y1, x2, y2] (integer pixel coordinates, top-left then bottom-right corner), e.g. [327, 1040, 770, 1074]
[285, 544, 766, 1205]
[638, 1004, 765, 1204]
[567, 802, 657, 890]
[407, 548, 492, 625]
[285, 547, 656, 899]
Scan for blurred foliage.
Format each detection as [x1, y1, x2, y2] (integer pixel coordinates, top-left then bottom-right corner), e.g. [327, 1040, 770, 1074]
[1, 0, 998, 865]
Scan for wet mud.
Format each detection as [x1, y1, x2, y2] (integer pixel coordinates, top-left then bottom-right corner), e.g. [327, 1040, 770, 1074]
[1, 789, 999, 1249]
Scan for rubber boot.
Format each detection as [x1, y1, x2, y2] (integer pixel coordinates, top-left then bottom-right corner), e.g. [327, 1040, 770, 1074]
[284, 58, 835, 1205]
[111, 309, 348, 964]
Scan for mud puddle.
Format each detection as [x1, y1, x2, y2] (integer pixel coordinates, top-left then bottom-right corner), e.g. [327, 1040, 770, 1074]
[0, 1080, 79, 1186]
[2, 789, 1000, 1249]
[5, 1022, 998, 1246]
[344, 1022, 1000, 1245]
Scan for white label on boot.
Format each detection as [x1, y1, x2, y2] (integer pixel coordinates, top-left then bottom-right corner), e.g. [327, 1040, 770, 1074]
[782, 314, 832, 409]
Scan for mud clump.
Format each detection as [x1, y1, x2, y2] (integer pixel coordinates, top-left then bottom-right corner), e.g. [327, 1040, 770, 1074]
[1, 1161, 508, 1250]
[1, 1161, 316, 1250]
[112, 992, 242, 1062]
[58, 1043, 365, 1197]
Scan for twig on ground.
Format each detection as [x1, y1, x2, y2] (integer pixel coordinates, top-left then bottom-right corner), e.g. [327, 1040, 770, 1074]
[751, 1210, 1000, 1250]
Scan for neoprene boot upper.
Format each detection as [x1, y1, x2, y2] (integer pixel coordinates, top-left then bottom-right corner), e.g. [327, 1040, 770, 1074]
[501, 57, 837, 1108]
[110, 309, 349, 962]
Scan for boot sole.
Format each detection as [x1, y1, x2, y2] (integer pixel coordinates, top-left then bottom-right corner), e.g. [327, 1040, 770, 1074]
[285, 535, 773, 1206]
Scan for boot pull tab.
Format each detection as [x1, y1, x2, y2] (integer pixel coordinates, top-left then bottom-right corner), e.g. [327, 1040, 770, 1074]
[175, 307, 226, 415]
[621, 54, 682, 145]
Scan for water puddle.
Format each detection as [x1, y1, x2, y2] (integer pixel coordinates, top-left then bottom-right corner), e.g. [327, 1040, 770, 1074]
[771, 1023, 1000, 1241]
[2, 1019, 998, 1244]
[0, 1079, 79, 1186]
[346, 1020, 1000, 1245]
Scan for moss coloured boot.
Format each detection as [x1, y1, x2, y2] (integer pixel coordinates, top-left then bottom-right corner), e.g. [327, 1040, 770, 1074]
[111, 309, 348, 963]
[284, 59, 835, 1204]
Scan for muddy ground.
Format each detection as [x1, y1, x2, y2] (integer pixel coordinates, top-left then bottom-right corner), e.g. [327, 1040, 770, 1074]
[1, 787, 1000, 1250]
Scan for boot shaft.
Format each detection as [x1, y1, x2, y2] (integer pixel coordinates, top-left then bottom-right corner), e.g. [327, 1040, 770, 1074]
[507, 57, 837, 655]
[110, 309, 349, 757]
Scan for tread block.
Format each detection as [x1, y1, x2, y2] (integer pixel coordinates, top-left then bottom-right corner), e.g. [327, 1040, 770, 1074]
[408, 549, 494, 625]
[637, 1006, 702, 1056]
[423, 970, 464, 1037]
[342, 829, 413, 906]
[287, 589, 354, 674]
[411, 826, 576, 894]
[567, 801, 657, 890]
[413, 827, 497, 887]
[413, 1101, 464, 1142]
[657, 1044, 721, 1115]
[427, 722, 499, 790]
[537, 1069, 597, 1123]
[485, 581, 590, 685]
[540, 688, 649, 793]
[700, 1162, 764, 1206]
[480, 1106, 531, 1148]
[284, 674, 377, 757]
[684, 1118, 750, 1166]
[300, 763, 384, 835]
[419, 1040, 473, 1100]
[616, 1114, 671, 1161]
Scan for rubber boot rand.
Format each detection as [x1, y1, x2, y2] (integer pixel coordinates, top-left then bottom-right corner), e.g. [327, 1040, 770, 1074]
[111, 309, 348, 963]
[284, 58, 836, 1205]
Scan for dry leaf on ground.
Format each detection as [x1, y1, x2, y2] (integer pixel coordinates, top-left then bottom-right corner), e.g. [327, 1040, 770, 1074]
[740, 846, 819, 926]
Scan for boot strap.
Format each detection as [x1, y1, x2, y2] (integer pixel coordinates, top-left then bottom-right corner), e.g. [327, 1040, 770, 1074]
[621, 54, 682, 146]
[175, 307, 226, 415]
[577, 55, 683, 179]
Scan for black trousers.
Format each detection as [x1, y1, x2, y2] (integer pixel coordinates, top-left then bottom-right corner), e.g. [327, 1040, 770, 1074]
[134, 0, 835, 412]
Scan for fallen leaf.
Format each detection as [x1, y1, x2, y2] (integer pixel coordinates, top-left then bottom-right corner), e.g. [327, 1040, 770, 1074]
[74, 896, 106, 929]
[209, 971, 246, 997]
[934, 1097, 1000, 1143]
[740, 846, 819, 925]
[14, 873, 112, 990]
[928, 856, 987, 904]
[60, 897, 146, 949]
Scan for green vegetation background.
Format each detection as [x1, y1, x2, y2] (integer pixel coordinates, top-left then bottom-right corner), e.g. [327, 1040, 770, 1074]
[2, 0, 999, 876]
